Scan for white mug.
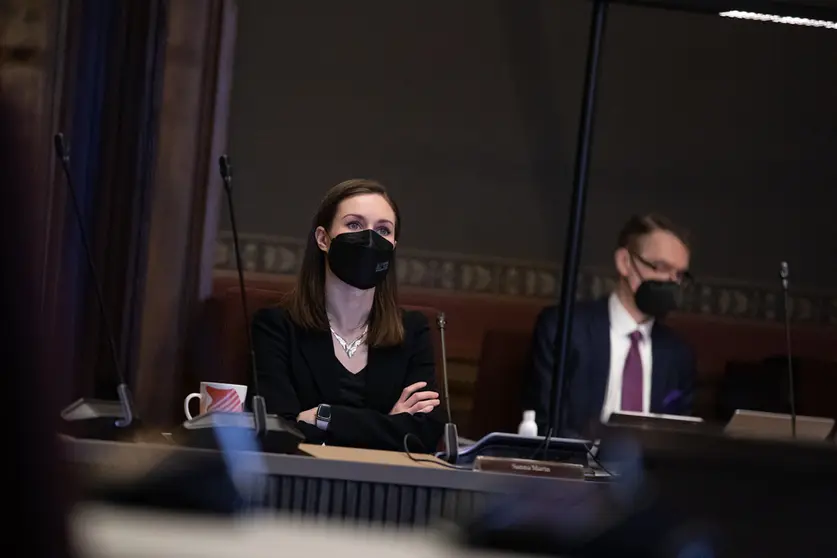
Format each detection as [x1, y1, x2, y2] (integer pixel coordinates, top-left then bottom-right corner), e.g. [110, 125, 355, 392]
[184, 381, 248, 420]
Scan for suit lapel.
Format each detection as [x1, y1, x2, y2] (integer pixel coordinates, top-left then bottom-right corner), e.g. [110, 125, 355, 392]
[298, 329, 342, 403]
[588, 298, 611, 417]
[650, 326, 672, 412]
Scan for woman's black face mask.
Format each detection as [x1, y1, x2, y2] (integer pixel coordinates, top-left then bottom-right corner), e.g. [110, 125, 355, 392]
[326, 229, 395, 290]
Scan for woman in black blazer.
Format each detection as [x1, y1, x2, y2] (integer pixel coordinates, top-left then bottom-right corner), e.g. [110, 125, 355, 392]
[252, 179, 444, 452]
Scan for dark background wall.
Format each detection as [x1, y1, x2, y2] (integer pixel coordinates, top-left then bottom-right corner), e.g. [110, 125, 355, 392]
[220, 0, 837, 303]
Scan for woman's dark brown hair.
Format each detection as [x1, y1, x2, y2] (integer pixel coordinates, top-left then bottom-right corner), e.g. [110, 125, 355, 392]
[286, 179, 404, 347]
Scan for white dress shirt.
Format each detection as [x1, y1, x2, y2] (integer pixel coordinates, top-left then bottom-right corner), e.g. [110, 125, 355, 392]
[600, 293, 654, 422]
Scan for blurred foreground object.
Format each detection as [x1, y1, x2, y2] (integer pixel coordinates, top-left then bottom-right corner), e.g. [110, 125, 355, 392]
[73, 505, 505, 558]
[0, 97, 73, 555]
[72, 419, 270, 515]
[464, 424, 837, 557]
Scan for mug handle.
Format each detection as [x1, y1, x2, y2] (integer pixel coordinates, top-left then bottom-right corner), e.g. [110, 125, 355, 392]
[184, 392, 201, 420]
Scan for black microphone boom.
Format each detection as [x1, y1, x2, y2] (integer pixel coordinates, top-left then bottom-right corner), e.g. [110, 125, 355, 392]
[437, 313, 459, 464]
[779, 261, 797, 438]
[218, 154, 267, 438]
[53, 132, 138, 438]
[171, 154, 302, 454]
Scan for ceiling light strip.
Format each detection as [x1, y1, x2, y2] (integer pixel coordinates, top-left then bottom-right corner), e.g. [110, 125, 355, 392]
[720, 10, 837, 28]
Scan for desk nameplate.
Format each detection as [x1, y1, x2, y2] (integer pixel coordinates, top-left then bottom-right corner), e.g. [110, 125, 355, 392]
[474, 456, 586, 480]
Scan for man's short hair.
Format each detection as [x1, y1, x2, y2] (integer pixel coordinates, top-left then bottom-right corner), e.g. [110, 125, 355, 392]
[617, 214, 690, 253]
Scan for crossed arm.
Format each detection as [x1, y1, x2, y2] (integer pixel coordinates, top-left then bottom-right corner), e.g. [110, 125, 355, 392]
[252, 308, 445, 451]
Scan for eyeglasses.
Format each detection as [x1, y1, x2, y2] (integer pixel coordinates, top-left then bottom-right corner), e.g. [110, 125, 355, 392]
[630, 252, 693, 285]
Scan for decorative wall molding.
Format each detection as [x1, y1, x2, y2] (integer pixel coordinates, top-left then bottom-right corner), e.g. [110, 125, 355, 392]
[216, 232, 837, 326]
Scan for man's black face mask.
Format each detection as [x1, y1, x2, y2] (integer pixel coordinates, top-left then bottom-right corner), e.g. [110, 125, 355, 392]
[629, 254, 683, 318]
[634, 279, 681, 318]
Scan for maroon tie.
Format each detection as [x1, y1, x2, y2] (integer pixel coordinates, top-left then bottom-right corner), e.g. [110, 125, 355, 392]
[621, 330, 644, 412]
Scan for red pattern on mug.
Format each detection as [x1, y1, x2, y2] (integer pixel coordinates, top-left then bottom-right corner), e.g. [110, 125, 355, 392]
[206, 385, 243, 413]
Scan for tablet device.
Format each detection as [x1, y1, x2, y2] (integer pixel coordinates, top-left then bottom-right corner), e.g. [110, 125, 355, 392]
[725, 409, 835, 442]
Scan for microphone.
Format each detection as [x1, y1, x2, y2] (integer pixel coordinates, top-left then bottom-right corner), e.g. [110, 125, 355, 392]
[53, 132, 137, 436]
[779, 261, 797, 438]
[437, 312, 459, 463]
[171, 155, 302, 454]
[218, 155, 267, 437]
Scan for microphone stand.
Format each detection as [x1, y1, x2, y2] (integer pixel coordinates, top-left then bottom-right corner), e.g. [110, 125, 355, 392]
[171, 157, 301, 455]
[219, 155, 267, 438]
[779, 261, 796, 439]
[54, 133, 136, 430]
[437, 313, 459, 463]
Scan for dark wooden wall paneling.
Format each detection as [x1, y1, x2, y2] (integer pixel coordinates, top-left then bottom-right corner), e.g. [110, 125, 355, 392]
[85, 0, 168, 401]
[18, 0, 235, 424]
[1, 0, 73, 398]
[28, 0, 164, 402]
[133, 0, 238, 425]
[210, 272, 837, 436]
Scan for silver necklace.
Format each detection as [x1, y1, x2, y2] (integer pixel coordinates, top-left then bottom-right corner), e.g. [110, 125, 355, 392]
[329, 325, 368, 358]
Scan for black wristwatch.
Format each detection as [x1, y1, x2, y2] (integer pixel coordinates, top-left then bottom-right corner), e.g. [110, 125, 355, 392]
[316, 404, 332, 431]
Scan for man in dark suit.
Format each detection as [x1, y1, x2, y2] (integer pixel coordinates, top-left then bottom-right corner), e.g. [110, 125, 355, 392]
[525, 214, 697, 437]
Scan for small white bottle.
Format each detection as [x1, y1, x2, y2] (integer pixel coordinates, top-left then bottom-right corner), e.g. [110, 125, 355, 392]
[518, 410, 538, 437]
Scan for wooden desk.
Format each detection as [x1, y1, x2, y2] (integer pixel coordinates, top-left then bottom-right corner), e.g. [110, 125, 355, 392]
[298, 443, 450, 467]
[66, 438, 603, 527]
[69, 430, 837, 558]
